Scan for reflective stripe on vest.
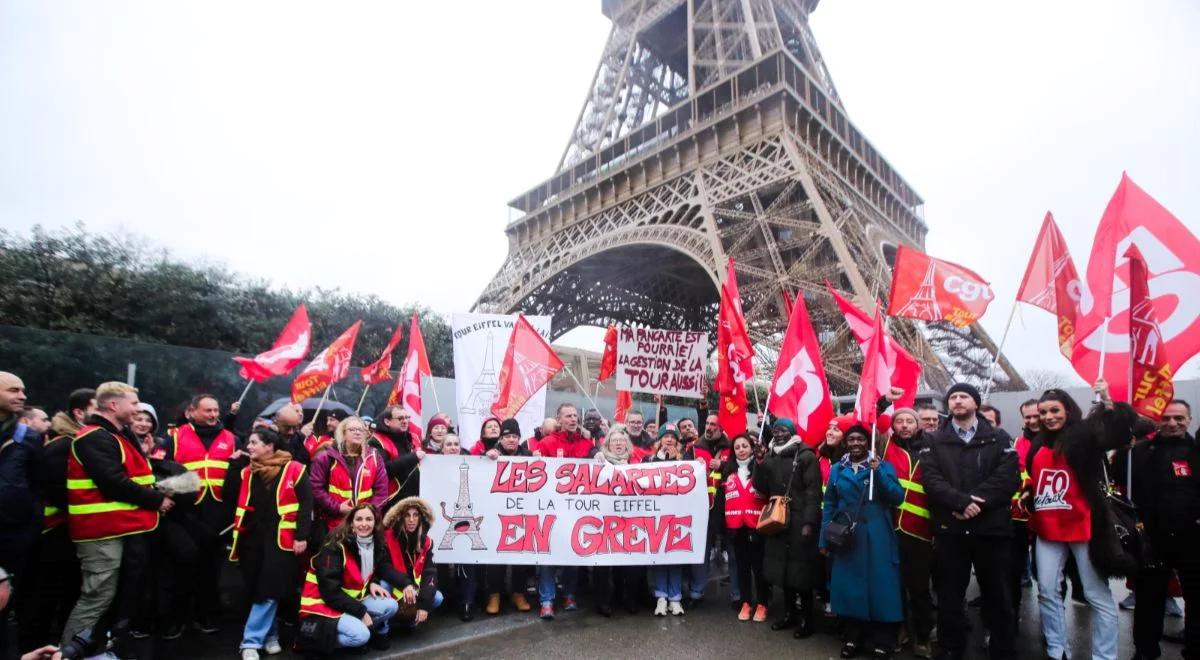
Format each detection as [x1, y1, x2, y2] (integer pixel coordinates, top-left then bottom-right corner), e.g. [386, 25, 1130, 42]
[299, 546, 366, 618]
[172, 424, 236, 503]
[384, 528, 430, 598]
[67, 425, 159, 542]
[325, 453, 380, 527]
[42, 504, 66, 534]
[882, 439, 931, 542]
[230, 460, 306, 561]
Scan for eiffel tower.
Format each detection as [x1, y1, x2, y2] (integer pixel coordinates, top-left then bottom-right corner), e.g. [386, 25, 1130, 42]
[894, 261, 943, 322]
[475, 0, 1025, 393]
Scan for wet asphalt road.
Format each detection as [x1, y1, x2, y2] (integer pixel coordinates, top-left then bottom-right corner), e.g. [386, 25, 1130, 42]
[74, 565, 1177, 659]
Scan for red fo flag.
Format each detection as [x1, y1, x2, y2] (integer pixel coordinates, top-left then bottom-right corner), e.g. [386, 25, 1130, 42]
[598, 325, 618, 382]
[854, 311, 891, 427]
[1126, 244, 1175, 420]
[291, 320, 362, 403]
[767, 292, 833, 447]
[233, 304, 312, 383]
[491, 315, 564, 419]
[1016, 213, 1083, 359]
[828, 283, 921, 409]
[387, 315, 433, 426]
[1073, 173, 1200, 401]
[359, 323, 404, 386]
[613, 389, 633, 423]
[887, 245, 995, 327]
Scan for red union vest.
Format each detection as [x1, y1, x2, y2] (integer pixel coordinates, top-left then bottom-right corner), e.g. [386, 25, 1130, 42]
[1029, 445, 1092, 543]
[172, 424, 237, 503]
[881, 437, 931, 542]
[819, 455, 833, 493]
[383, 528, 431, 596]
[67, 425, 159, 542]
[1011, 435, 1033, 522]
[371, 432, 403, 500]
[304, 434, 333, 459]
[299, 546, 368, 618]
[324, 452, 381, 528]
[723, 470, 766, 529]
[229, 460, 306, 561]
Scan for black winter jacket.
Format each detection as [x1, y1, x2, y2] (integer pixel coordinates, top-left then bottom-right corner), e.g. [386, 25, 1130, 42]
[1129, 432, 1200, 542]
[1024, 403, 1137, 576]
[918, 415, 1018, 537]
[315, 536, 407, 619]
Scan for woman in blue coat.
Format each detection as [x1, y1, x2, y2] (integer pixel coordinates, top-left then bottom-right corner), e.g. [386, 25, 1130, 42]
[819, 424, 905, 659]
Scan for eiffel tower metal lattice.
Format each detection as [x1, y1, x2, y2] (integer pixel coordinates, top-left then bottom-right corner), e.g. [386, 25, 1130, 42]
[475, 0, 1025, 394]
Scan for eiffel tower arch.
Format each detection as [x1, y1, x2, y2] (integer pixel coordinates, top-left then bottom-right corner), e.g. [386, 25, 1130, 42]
[475, 0, 1025, 394]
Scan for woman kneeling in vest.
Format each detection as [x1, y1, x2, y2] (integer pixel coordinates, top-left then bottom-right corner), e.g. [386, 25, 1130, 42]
[230, 429, 312, 660]
[382, 496, 442, 627]
[300, 503, 404, 652]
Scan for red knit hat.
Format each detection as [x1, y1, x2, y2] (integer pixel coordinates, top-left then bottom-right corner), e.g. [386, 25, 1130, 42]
[831, 414, 856, 434]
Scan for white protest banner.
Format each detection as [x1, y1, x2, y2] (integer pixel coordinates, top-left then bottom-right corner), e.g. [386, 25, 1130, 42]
[420, 455, 708, 566]
[452, 313, 551, 451]
[614, 326, 707, 398]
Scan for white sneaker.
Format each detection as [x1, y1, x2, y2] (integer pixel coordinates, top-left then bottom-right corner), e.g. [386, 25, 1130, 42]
[240, 650, 260, 660]
[264, 639, 283, 655]
[669, 600, 685, 616]
[654, 597, 667, 616]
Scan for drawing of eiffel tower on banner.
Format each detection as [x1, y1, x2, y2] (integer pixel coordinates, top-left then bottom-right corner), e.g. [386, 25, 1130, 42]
[894, 261, 942, 322]
[439, 460, 487, 551]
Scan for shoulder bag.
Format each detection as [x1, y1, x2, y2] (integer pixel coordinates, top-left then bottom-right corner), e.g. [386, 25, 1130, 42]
[821, 466, 870, 553]
[757, 451, 800, 536]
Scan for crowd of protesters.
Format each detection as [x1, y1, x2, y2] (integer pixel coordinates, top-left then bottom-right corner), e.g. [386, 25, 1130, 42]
[0, 368, 1196, 660]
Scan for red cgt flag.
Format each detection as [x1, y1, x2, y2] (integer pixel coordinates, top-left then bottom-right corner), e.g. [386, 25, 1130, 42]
[613, 389, 633, 423]
[1126, 244, 1175, 420]
[491, 314, 564, 419]
[1073, 173, 1200, 402]
[387, 315, 433, 427]
[767, 291, 833, 447]
[887, 245, 995, 327]
[828, 283, 921, 409]
[598, 325, 618, 382]
[360, 323, 404, 386]
[854, 310, 891, 427]
[1016, 213, 1083, 359]
[291, 320, 362, 403]
[233, 304, 312, 383]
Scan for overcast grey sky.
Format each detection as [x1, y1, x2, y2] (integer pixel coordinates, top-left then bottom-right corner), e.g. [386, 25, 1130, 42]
[2, 0, 1198, 382]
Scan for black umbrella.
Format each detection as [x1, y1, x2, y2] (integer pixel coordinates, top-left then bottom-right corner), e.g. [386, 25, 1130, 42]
[258, 396, 354, 419]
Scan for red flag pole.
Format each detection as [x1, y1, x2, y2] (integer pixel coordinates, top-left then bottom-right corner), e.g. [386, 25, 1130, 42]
[354, 385, 371, 416]
[982, 300, 1020, 402]
[1095, 315, 1112, 403]
[563, 365, 601, 414]
[310, 385, 331, 426]
[235, 380, 254, 407]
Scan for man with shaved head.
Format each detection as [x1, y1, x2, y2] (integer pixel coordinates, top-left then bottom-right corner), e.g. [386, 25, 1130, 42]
[0, 372, 35, 655]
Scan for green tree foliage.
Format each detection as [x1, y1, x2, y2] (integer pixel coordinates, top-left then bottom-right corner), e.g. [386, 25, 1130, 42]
[0, 223, 454, 376]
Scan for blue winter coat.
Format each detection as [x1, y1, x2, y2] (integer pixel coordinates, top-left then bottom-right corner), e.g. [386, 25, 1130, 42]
[819, 459, 904, 623]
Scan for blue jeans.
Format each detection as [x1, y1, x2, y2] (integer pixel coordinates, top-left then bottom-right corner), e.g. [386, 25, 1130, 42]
[536, 566, 578, 606]
[687, 557, 708, 599]
[336, 596, 399, 648]
[240, 599, 279, 650]
[1035, 538, 1118, 660]
[653, 566, 683, 601]
[726, 540, 741, 601]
